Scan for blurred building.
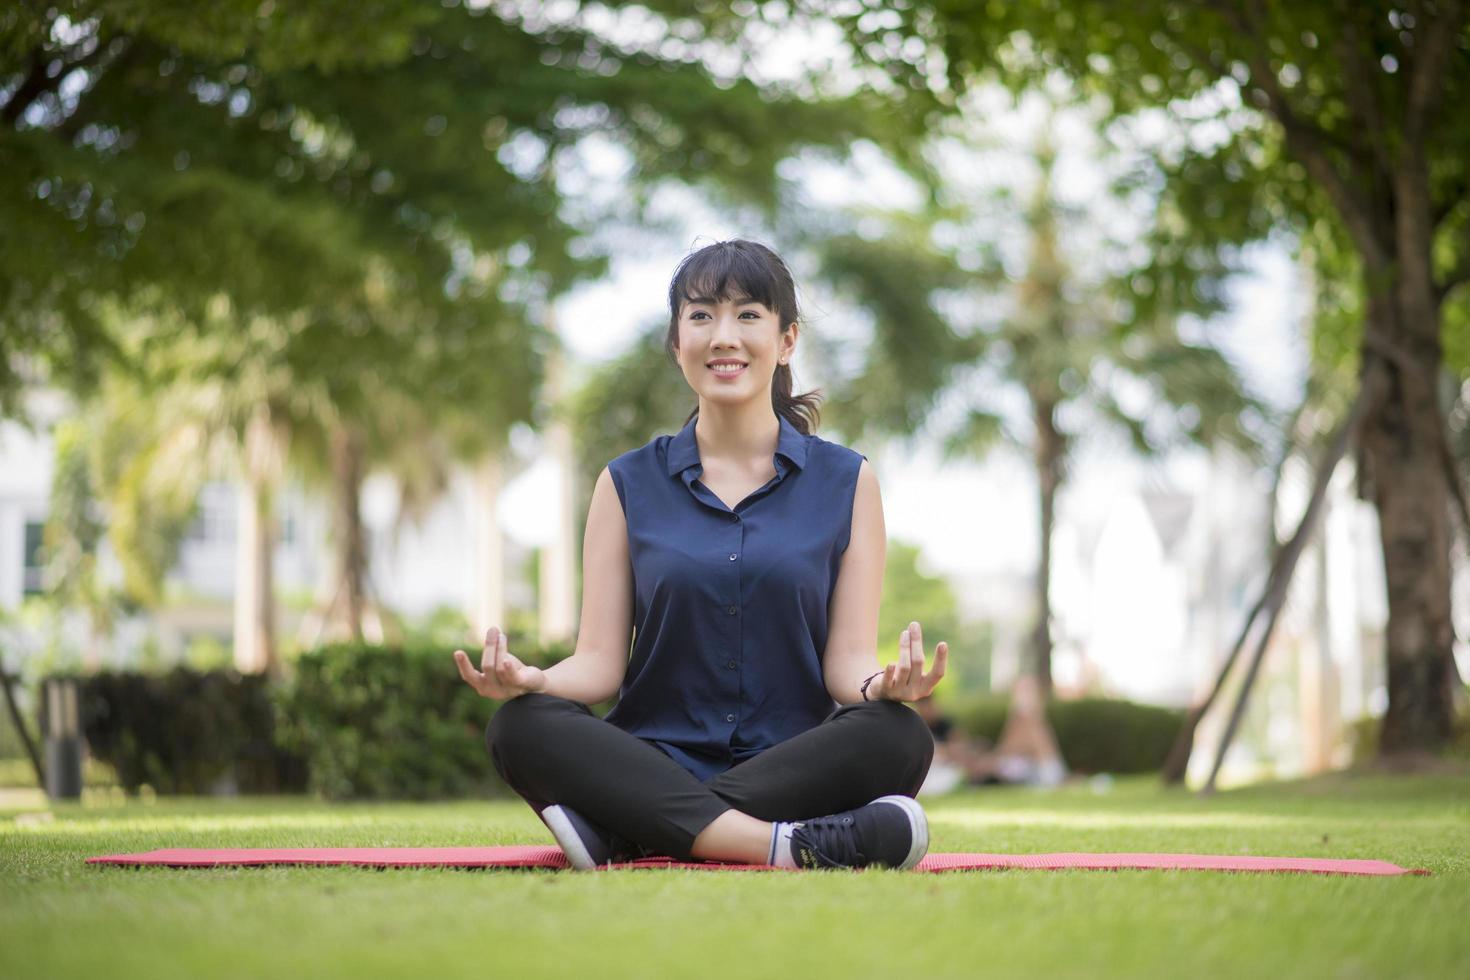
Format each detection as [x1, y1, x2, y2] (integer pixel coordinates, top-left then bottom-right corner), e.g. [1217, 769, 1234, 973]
[0, 397, 1449, 786]
[0, 393, 545, 665]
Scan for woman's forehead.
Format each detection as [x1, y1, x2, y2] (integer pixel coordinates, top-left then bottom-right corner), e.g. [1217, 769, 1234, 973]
[681, 291, 766, 307]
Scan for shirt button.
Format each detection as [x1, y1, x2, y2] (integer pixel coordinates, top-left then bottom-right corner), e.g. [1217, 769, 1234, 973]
[728, 553, 738, 561]
[727, 660, 737, 670]
[725, 713, 736, 723]
[726, 605, 737, 615]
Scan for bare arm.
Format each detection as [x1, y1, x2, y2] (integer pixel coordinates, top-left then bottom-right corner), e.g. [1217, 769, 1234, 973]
[537, 465, 633, 704]
[822, 457, 948, 704]
[822, 458, 887, 704]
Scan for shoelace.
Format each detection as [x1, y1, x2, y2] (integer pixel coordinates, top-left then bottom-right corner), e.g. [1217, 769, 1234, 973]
[788, 813, 863, 868]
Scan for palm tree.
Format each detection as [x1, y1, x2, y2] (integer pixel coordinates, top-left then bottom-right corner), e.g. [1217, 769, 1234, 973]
[809, 115, 1260, 696]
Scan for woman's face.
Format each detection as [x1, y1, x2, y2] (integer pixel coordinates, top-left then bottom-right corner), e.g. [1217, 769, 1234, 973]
[673, 293, 797, 406]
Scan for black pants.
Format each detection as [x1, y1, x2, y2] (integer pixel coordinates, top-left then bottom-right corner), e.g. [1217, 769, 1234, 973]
[485, 693, 935, 860]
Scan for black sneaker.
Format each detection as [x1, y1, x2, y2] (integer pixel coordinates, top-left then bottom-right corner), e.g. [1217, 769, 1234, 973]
[540, 804, 651, 870]
[786, 795, 929, 870]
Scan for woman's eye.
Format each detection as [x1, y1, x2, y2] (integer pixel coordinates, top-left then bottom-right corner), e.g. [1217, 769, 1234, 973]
[687, 309, 760, 321]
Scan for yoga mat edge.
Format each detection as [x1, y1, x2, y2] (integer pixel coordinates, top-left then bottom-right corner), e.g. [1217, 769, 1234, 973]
[83, 846, 1428, 876]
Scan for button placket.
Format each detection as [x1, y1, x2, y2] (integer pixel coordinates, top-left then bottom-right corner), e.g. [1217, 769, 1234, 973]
[726, 521, 743, 734]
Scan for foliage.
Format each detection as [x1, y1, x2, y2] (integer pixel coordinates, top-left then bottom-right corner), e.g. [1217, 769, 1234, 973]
[824, 0, 1469, 751]
[878, 539, 989, 691]
[1, 2, 923, 418]
[56, 666, 305, 794]
[944, 689, 1185, 774]
[273, 641, 583, 800]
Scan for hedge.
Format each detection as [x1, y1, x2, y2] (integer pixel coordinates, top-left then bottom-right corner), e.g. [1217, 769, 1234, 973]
[57, 667, 307, 794]
[49, 652, 1186, 797]
[943, 691, 1185, 774]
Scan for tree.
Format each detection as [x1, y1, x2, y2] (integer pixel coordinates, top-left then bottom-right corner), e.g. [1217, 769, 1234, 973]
[1, 2, 925, 414]
[4, 2, 925, 663]
[827, 0, 1469, 754]
[801, 101, 1258, 695]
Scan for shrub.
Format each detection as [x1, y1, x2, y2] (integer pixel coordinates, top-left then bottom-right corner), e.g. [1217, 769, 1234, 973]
[57, 667, 307, 794]
[942, 690, 1185, 774]
[274, 642, 581, 800]
[1046, 698, 1184, 774]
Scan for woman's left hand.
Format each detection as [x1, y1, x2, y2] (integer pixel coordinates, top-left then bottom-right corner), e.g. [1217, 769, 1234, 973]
[871, 621, 947, 702]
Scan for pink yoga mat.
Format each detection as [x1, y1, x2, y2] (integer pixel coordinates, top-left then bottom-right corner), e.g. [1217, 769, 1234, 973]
[86, 846, 1424, 876]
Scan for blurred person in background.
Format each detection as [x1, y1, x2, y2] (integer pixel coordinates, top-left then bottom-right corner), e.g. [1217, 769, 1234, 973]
[916, 675, 1068, 796]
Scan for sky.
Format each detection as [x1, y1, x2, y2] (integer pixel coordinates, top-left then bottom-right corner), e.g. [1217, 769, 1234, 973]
[499, 214, 1307, 580]
[496, 84, 1311, 581]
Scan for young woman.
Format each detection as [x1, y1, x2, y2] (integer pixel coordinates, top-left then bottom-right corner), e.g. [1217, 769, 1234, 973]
[453, 238, 947, 870]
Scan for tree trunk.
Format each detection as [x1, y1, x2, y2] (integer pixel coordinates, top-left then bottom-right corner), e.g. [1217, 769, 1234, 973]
[329, 422, 368, 644]
[1359, 286, 1456, 754]
[1031, 396, 1063, 696]
[233, 405, 278, 674]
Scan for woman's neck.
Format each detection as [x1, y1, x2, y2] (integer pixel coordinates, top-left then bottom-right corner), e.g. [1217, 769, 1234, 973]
[693, 402, 781, 466]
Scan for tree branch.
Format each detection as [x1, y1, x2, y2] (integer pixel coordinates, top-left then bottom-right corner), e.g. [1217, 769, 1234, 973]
[1332, 0, 1395, 182]
[1, 33, 121, 129]
[1198, 0, 1391, 268]
[1197, 359, 1384, 794]
[2, 46, 54, 126]
[1404, 0, 1465, 145]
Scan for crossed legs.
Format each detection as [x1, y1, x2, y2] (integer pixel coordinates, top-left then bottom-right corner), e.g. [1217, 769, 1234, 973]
[485, 693, 934, 862]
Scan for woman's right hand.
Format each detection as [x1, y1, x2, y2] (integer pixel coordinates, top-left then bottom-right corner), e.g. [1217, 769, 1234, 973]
[453, 626, 547, 700]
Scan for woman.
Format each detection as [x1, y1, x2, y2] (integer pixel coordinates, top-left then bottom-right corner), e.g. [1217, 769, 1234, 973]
[453, 239, 946, 870]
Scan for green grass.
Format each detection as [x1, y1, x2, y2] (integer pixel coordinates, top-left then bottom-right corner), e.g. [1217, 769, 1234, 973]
[3, 774, 1468, 979]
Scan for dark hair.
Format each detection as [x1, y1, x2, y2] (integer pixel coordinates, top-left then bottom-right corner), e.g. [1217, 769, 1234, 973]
[666, 238, 823, 435]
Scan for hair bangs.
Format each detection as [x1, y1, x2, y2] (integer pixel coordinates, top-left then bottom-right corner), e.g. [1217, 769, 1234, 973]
[670, 243, 780, 316]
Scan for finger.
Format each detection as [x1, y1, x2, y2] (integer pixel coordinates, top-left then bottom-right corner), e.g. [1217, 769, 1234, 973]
[893, 628, 905, 690]
[927, 641, 948, 686]
[453, 650, 481, 685]
[881, 663, 897, 699]
[481, 627, 497, 672]
[910, 621, 926, 676]
[497, 635, 520, 682]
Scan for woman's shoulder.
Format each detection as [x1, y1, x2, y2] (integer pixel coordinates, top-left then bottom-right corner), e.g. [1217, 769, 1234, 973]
[606, 429, 676, 479]
[805, 430, 868, 470]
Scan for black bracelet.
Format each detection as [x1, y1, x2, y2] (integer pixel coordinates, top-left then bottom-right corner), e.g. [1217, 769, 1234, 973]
[860, 670, 884, 702]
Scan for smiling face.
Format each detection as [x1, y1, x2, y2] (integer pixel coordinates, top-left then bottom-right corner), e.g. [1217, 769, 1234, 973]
[664, 240, 803, 414]
[673, 292, 797, 405]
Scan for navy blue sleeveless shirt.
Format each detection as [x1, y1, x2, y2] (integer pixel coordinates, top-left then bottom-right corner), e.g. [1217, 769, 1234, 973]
[603, 413, 868, 782]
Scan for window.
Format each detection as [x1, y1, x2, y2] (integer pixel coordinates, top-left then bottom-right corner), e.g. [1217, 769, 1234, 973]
[23, 521, 45, 596]
[186, 486, 235, 544]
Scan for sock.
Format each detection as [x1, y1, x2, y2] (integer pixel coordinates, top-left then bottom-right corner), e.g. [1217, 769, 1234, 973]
[768, 821, 799, 869]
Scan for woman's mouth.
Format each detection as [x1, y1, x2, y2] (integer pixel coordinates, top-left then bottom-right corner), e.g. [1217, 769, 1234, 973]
[709, 363, 747, 380]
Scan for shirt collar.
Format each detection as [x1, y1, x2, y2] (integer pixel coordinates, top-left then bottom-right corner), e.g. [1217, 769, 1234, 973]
[665, 414, 810, 476]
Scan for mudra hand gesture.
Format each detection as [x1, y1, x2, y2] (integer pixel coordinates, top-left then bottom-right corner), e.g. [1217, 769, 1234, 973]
[453, 626, 546, 700]
[869, 621, 947, 702]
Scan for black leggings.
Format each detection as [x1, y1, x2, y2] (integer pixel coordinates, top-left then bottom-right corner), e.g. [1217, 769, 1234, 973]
[484, 693, 935, 860]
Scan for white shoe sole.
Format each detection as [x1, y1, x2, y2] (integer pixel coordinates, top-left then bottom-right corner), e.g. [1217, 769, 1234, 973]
[873, 794, 929, 870]
[541, 805, 597, 870]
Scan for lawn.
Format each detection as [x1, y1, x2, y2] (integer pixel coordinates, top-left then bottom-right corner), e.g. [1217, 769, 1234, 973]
[3, 773, 1467, 978]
